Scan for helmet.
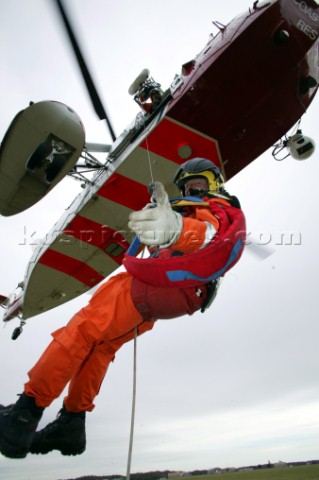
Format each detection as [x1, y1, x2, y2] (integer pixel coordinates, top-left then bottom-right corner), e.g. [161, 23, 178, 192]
[286, 132, 315, 160]
[173, 158, 224, 195]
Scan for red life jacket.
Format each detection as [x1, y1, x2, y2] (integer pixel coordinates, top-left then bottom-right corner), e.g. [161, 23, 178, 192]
[124, 198, 246, 288]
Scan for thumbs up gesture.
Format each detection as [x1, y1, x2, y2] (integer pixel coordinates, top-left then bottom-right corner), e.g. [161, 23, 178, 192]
[128, 182, 182, 247]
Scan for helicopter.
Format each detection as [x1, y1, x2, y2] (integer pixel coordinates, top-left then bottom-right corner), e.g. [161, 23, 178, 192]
[0, 0, 318, 337]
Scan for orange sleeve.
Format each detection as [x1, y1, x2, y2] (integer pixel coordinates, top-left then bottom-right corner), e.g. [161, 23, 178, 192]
[171, 207, 220, 254]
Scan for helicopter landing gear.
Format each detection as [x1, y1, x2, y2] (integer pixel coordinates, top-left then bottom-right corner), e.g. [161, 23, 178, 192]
[11, 320, 26, 340]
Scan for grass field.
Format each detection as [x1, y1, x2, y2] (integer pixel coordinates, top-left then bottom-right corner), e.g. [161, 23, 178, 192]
[189, 464, 319, 480]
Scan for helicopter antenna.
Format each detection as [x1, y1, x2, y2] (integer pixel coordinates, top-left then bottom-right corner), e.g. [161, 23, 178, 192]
[54, 0, 116, 142]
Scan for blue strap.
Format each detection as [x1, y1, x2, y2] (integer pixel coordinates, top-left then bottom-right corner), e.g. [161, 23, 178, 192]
[126, 235, 141, 257]
[169, 196, 205, 203]
[165, 238, 244, 283]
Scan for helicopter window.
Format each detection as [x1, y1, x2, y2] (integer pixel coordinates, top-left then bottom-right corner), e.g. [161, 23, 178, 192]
[105, 242, 125, 257]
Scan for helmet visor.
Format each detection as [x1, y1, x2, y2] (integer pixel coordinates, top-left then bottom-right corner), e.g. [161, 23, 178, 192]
[176, 170, 220, 193]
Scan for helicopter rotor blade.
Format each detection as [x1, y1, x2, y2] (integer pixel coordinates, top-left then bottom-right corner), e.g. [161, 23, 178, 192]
[54, 0, 116, 142]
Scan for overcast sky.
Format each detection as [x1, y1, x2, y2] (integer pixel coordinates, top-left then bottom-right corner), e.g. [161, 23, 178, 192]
[1, 1, 319, 479]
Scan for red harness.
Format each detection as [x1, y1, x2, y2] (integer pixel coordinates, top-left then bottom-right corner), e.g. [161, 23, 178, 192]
[124, 198, 246, 288]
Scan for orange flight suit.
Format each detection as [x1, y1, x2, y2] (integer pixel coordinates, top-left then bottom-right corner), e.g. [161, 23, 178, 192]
[24, 206, 219, 412]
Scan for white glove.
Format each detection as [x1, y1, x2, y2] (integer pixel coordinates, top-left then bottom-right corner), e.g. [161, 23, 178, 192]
[128, 182, 183, 247]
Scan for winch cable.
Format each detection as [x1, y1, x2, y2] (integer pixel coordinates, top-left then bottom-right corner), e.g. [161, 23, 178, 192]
[126, 138, 155, 480]
[145, 135, 155, 185]
[126, 326, 138, 480]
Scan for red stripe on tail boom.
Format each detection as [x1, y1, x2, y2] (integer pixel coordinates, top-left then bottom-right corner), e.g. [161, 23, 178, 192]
[97, 173, 150, 210]
[64, 216, 130, 265]
[39, 250, 104, 287]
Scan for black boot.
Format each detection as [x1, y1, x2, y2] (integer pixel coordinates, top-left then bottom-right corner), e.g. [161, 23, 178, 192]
[0, 393, 44, 458]
[30, 405, 86, 456]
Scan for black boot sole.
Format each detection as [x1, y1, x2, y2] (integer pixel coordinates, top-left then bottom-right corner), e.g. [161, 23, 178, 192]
[31, 443, 86, 456]
[1, 442, 29, 459]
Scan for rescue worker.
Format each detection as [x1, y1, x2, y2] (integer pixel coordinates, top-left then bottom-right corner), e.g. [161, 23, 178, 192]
[0, 158, 245, 459]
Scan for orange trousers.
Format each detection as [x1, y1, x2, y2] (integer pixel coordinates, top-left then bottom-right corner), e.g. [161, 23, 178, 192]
[24, 271, 206, 412]
[25, 273, 155, 412]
